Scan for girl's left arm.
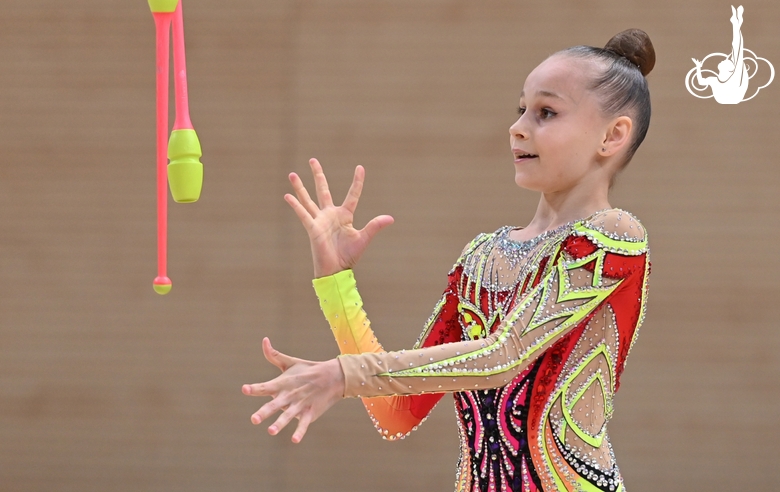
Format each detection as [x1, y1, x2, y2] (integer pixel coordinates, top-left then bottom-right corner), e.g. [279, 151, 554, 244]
[312, 246, 473, 439]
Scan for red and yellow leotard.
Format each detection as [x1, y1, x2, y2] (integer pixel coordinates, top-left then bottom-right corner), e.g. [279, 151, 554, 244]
[313, 209, 649, 492]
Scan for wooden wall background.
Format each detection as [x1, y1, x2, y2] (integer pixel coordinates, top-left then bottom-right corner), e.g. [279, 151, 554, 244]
[1, 0, 778, 490]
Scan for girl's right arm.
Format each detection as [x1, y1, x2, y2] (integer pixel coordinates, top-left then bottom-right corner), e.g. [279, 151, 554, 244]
[336, 217, 649, 401]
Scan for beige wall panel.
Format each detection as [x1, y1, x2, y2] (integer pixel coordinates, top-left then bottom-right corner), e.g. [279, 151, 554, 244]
[1, 0, 778, 490]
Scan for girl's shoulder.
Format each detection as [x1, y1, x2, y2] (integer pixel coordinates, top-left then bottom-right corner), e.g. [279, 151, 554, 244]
[456, 229, 502, 262]
[573, 208, 648, 255]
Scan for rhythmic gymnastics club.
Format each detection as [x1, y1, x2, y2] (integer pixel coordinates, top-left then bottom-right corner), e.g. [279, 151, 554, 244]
[149, 0, 175, 295]
[148, 0, 204, 295]
[168, 0, 204, 205]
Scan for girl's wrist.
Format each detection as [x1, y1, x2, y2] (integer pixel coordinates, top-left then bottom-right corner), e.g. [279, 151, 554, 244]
[314, 266, 346, 278]
[326, 358, 346, 399]
[313, 261, 350, 278]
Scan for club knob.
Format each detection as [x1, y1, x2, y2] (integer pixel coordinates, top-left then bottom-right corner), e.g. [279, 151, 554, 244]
[153, 276, 172, 295]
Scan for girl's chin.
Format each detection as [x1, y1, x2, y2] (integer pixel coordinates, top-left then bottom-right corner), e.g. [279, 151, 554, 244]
[514, 172, 545, 192]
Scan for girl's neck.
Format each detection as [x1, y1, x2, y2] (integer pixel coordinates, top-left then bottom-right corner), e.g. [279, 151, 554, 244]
[522, 181, 611, 237]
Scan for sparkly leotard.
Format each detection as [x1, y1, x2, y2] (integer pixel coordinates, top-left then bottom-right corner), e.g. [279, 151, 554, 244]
[313, 209, 649, 492]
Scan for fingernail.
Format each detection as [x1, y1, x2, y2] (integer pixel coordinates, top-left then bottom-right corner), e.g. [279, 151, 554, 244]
[251, 415, 260, 424]
[269, 426, 277, 434]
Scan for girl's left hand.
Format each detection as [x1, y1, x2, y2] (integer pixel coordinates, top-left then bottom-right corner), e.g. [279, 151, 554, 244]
[242, 338, 345, 443]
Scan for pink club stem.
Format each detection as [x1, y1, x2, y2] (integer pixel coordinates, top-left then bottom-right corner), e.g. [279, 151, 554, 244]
[154, 12, 173, 282]
[172, 0, 193, 131]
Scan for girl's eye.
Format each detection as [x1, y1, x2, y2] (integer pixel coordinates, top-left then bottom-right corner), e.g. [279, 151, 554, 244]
[517, 106, 555, 119]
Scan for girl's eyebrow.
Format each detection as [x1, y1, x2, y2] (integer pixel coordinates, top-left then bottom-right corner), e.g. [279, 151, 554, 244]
[519, 90, 565, 100]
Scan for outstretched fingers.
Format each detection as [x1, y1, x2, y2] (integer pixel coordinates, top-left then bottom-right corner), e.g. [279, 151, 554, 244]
[292, 413, 313, 443]
[267, 402, 304, 436]
[262, 337, 295, 372]
[344, 165, 394, 240]
[309, 158, 334, 208]
[341, 165, 365, 214]
[249, 391, 293, 425]
[360, 214, 395, 242]
[251, 398, 313, 443]
[288, 172, 320, 218]
[242, 378, 280, 397]
[284, 193, 316, 230]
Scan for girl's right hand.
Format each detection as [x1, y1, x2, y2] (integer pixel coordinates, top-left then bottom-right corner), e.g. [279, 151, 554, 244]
[285, 158, 394, 278]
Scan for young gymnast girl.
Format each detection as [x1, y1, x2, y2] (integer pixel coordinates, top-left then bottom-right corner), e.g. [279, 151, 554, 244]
[243, 28, 655, 492]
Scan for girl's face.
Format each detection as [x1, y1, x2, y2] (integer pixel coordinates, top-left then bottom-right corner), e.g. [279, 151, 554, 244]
[509, 55, 612, 193]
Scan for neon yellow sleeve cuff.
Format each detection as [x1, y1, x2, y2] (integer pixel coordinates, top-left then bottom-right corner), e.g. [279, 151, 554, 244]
[312, 270, 384, 355]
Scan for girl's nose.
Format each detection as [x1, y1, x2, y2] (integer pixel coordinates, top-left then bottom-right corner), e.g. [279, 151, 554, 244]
[509, 118, 528, 140]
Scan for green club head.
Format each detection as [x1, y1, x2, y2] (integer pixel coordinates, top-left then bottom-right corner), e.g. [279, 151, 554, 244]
[148, 0, 179, 13]
[167, 129, 203, 203]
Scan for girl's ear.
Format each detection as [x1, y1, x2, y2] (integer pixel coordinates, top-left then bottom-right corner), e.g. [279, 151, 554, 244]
[599, 116, 633, 157]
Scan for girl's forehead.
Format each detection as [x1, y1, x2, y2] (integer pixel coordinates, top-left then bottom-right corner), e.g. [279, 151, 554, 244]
[521, 55, 593, 102]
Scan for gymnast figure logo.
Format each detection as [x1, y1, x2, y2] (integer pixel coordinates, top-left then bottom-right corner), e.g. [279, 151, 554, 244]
[685, 5, 774, 104]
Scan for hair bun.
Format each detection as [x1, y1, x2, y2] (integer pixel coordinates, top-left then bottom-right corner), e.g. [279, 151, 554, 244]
[604, 29, 655, 76]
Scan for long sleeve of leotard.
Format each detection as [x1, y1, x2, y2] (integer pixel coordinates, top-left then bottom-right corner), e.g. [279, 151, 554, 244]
[312, 265, 464, 439]
[335, 221, 648, 401]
